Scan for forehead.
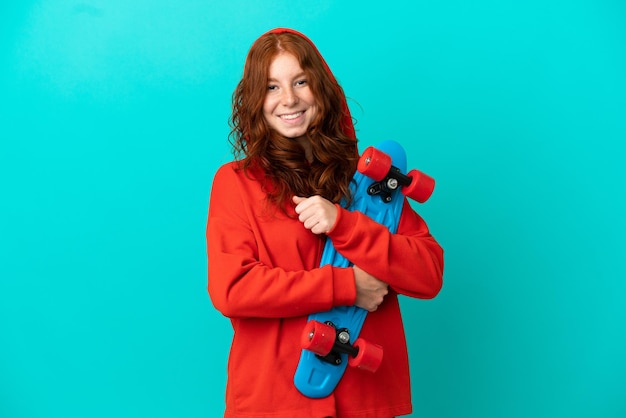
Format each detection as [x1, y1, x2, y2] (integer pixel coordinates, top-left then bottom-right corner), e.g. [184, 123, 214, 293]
[267, 52, 305, 79]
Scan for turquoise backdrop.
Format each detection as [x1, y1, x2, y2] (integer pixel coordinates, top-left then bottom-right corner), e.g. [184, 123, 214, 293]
[2, 1, 625, 417]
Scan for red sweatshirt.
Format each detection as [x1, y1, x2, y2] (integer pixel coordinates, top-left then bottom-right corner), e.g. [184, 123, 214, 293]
[207, 162, 444, 417]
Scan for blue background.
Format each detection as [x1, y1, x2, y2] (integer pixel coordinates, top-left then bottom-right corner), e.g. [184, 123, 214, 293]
[1, 1, 625, 417]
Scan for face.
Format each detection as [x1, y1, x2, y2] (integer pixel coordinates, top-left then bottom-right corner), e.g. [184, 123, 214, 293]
[263, 52, 318, 143]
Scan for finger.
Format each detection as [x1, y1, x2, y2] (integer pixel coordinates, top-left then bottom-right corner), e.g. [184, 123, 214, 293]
[294, 196, 318, 217]
[292, 196, 307, 213]
[311, 221, 330, 235]
[296, 195, 324, 213]
[303, 217, 318, 230]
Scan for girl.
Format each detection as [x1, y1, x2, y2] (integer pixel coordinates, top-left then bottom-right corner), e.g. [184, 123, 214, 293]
[207, 28, 443, 418]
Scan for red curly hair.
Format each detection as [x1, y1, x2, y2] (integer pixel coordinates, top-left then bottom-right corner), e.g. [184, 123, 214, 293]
[229, 30, 358, 214]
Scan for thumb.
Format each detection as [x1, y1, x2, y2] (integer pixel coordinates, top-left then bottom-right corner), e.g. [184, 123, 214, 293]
[292, 195, 306, 204]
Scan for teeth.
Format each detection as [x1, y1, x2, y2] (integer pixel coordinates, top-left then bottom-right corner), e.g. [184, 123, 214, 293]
[280, 112, 302, 120]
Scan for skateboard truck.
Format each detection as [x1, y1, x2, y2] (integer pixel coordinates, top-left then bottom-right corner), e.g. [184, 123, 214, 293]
[365, 165, 412, 203]
[311, 321, 357, 366]
[358, 146, 435, 204]
[301, 320, 383, 372]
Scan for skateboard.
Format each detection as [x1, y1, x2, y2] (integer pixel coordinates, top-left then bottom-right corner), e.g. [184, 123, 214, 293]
[293, 140, 435, 398]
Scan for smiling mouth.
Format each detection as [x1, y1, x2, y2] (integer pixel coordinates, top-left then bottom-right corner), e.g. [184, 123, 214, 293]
[279, 111, 304, 121]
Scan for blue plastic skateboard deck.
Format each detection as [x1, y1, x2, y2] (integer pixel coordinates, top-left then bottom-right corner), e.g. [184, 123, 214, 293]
[294, 140, 431, 398]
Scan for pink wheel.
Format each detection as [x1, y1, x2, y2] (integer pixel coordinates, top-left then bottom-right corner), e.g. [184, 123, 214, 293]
[301, 320, 335, 356]
[348, 338, 383, 372]
[402, 169, 435, 203]
[358, 146, 391, 181]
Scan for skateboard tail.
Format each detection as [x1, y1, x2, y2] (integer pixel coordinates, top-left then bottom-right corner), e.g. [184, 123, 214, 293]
[293, 352, 339, 398]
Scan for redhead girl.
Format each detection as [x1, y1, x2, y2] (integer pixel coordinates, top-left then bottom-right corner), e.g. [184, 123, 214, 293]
[207, 28, 443, 418]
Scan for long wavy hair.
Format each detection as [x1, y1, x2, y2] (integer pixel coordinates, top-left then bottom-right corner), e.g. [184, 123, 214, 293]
[229, 31, 358, 214]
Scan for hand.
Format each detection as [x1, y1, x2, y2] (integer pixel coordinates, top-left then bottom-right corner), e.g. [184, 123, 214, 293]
[292, 195, 337, 235]
[353, 265, 389, 312]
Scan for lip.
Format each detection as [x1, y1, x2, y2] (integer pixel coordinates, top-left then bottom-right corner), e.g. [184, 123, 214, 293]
[278, 110, 305, 124]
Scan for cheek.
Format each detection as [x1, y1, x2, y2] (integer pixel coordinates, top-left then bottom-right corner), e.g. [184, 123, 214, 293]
[262, 96, 274, 117]
[304, 91, 319, 115]
[304, 88, 317, 105]
[307, 99, 320, 120]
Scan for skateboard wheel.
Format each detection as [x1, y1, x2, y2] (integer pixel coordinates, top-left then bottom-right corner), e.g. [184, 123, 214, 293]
[402, 169, 435, 203]
[358, 146, 392, 182]
[301, 320, 335, 356]
[348, 338, 383, 372]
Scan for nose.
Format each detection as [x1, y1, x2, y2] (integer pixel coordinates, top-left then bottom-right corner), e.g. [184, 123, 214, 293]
[282, 88, 298, 106]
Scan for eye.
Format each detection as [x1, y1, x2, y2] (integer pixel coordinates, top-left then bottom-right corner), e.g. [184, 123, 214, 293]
[267, 84, 278, 91]
[295, 79, 307, 86]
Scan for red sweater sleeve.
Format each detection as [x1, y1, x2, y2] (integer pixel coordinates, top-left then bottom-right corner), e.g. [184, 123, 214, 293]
[327, 199, 444, 298]
[206, 164, 356, 319]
